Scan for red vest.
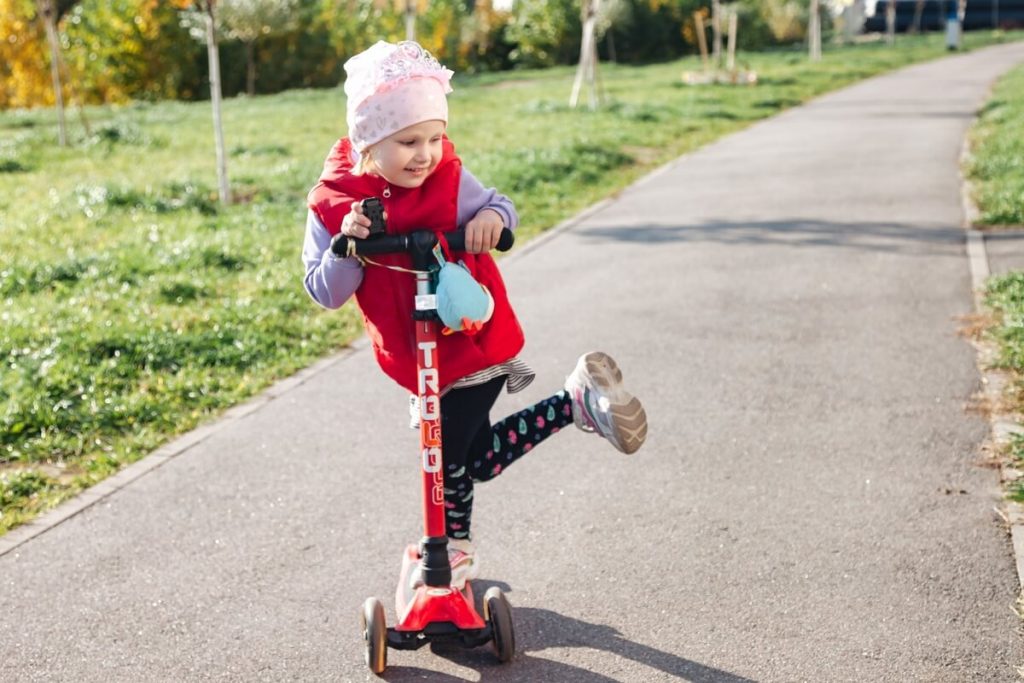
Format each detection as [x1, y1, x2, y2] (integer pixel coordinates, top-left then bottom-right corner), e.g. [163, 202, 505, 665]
[307, 137, 525, 393]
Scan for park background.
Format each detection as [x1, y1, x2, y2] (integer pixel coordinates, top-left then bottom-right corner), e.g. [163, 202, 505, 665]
[3, 0, 847, 108]
[3, 1, 1024, 542]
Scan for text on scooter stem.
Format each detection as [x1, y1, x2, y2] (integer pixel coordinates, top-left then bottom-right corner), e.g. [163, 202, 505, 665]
[417, 341, 445, 506]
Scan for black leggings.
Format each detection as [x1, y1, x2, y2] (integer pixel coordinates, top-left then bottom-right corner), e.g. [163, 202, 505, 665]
[440, 376, 574, 540]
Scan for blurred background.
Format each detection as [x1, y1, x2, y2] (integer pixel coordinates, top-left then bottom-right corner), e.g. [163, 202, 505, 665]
[5, 0, 1022, 109]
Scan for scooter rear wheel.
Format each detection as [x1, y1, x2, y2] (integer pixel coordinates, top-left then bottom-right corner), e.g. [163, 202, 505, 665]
[361, 597, 387, 674]
[483, 586, 515, 662]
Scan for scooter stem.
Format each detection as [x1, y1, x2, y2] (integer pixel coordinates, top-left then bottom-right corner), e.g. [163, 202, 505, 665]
[414, 263, 452, 588]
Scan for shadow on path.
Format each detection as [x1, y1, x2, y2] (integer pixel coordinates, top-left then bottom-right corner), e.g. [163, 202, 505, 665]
[379, 582, 757, 682]
[581, 218, 963, 255]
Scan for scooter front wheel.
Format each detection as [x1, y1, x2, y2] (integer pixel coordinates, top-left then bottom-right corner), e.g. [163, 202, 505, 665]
[483, 586, 515, 662]
[361, 597, 387, 674]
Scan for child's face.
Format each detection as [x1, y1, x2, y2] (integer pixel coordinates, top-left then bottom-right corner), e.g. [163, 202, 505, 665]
[370, 120, 446, 189]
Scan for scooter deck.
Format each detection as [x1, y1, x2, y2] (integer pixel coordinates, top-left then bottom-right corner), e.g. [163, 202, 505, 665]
[395, 544, 478, 618]
[392, 543, 487, 643]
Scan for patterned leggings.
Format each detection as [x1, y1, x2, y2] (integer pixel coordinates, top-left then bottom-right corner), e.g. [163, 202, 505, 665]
[440, 376, 574, 540]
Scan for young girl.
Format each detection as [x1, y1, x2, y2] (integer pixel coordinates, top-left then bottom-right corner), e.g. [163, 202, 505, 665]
[302, 41, 647, 588]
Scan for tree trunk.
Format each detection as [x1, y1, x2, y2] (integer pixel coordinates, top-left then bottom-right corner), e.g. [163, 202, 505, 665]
[809, 0, 822, 61]
[711, 0, 722, 69]
[570, 0, 601, 110]
[205, 4, 230, 204]
[405, 0, 416, 41]
[726, 8, 737, 72]
[38, 0, 67, 146]
[694, 12, 710, 71]
[885, 0, 897, 44]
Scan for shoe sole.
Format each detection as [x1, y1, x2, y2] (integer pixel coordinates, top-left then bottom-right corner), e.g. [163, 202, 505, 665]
[581, 352, 648, 454]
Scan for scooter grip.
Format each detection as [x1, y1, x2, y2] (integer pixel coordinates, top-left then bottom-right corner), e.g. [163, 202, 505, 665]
[329, 232, 409, 258]
[330, 229, 514, 258]
[446, 228, 515, 253]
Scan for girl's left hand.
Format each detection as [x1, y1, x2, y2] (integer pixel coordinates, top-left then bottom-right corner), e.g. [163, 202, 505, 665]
[464, 209, 504, 253]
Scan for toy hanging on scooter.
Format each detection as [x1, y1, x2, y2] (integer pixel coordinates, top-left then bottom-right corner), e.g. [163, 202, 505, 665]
[331, 223, 516, 675]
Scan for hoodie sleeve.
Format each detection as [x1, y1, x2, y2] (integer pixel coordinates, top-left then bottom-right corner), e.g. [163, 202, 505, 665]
[456, 168, 519, 231]
[302, 209, 364, 310]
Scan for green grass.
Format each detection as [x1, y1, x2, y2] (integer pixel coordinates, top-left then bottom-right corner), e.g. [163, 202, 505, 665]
[975, 60, 1024, 501]
[966, 62, 1024, 226]
[986, 272, 1024, 448]
[2, 31, 1021, 535]
[986, 273, 1024, 368]
[986, 271, 1024, 504]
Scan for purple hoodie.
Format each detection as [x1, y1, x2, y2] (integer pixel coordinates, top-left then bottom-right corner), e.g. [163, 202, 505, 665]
[302, 168, 518, 310]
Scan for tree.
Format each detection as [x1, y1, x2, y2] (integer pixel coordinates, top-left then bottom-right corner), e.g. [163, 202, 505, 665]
[216, 0, 300, 96]
[808, 0, 821, 60]
[0, 0, 51, 109]
[176, 0, 231, 204]
[36, 0, 80, 144]
[758, 0, 805, 44]
[63, 1, 200, 103]
[507, 0, 581, 67]
[571, 0, 602, 109]
[317, 0, 403, 69]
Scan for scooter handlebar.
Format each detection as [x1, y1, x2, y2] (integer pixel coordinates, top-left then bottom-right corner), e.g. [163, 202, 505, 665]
[449, 228, 516, 254]
[330, 227, 514, 259]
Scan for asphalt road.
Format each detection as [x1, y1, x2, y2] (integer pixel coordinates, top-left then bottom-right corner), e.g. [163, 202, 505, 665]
[4, 42, 1024, 682]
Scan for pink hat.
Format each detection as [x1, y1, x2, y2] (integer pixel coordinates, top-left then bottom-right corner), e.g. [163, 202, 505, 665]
[343, 41, 454, 153]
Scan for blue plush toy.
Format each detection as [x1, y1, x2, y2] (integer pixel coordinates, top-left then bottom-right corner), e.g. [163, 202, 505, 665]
[435, 258, 494, 335]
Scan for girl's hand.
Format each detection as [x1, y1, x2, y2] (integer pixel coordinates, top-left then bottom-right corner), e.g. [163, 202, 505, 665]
[464, 209, 504, 253]
[341, 200, 385, 239]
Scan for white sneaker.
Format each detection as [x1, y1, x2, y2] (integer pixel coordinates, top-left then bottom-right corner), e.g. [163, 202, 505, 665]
[448, 539, 479, 589]
[408, 538, 479, 591]
[564, 351, 648, 455]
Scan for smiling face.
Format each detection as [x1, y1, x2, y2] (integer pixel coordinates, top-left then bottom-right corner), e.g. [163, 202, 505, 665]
[369, 120, 446, 189]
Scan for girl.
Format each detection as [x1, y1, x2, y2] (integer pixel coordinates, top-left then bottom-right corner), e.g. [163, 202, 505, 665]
[301, 41, 647, 588]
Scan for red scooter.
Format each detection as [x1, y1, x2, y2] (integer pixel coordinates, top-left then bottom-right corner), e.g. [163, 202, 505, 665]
[330, 226, 516, 675]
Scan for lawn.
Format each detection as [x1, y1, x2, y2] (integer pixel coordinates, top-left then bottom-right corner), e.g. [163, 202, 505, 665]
[2, 30, 1021, 534]
[966, 62, 1024, 226]
[969, 59, 1024, 499]
[985, 272, 1024, 502]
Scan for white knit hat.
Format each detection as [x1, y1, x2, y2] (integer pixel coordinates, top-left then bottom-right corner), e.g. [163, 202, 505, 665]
[343, 41, 454, 153]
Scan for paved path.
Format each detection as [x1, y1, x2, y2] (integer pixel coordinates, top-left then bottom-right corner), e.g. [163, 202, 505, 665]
[4, 43, 1024, 682]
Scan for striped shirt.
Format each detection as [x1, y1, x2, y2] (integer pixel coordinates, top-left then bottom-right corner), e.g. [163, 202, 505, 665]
[409, 357, 536, 428]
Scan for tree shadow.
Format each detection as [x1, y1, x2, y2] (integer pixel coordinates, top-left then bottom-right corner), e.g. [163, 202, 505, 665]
[380, 581, 757, 682]
[579, 218, 964, 255]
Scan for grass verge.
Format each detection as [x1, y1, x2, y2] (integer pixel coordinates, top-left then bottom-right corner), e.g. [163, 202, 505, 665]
[2, 31, 1022, 536]
[966, 62, 1024, 226]
[973, 60, 1024, 500]
[985, 272, 1024, 484]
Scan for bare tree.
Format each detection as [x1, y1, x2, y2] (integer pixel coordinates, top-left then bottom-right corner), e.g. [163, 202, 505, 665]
[808, 0, 821, 61]
[570, 0, 602, 109]
[36, 0, 67, 145]
[182, 1, 231, 204]
[404, 0, 416, 40]
[885, 0, 896, 44]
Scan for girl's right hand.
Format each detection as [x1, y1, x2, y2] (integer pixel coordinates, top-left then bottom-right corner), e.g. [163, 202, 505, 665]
[341, 200, 385, 239]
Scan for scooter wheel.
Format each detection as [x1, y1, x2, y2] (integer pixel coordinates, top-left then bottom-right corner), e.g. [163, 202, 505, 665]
[360, 597, 387, 674]
[483, 586, 515, 663]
